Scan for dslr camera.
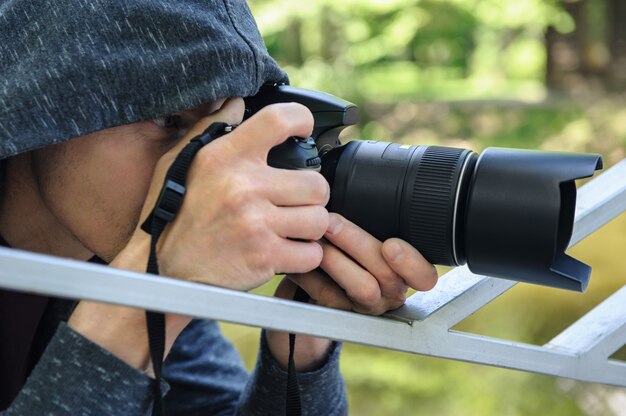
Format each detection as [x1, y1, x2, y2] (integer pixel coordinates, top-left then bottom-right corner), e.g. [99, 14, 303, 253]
[245, 84, 603, 291]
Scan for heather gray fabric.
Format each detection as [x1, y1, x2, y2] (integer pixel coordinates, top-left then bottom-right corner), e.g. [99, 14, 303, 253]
[0, 0, 288, 159]
[237, 332, 347, 415]
[0, 1, 347, 414]
[0, 236, 347, 414]
[6, 323, 156, 415]
[5, 321, 346, 415]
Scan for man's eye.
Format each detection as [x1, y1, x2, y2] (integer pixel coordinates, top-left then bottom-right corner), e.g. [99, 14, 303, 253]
[153, 115, 183, 130]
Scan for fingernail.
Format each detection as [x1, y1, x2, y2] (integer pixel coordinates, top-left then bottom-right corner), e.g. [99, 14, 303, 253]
[386, 240, 404, 263]
[327, 214, 343, 235]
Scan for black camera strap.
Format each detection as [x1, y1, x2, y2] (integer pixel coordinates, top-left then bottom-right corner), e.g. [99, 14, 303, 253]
[141, 122, 306, 416]
[141, 122, 231, 416]
[286, 286, 310, 416]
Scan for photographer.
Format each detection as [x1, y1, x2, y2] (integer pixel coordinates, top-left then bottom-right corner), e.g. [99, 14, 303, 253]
[0, 1, 437, 414]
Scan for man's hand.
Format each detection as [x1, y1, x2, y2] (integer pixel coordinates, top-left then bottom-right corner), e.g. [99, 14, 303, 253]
[267, 213, 437, 371]
[127, 98, 330, 289]
[71, 98, 331, 370]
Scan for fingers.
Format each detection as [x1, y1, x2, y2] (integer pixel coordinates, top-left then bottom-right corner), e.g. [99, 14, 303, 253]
[266, 169, 330, 207]
[274, 240, 323, 275]
[230, 103, 314, 158]
[274, 276, 300, 300]
[288, 271, 353, 311]
[272, 206, 329, 240]
[319, 213, 437, 315]
[318, 241, 391, 314]
[382, 238, 438, 291]
[324, 213, 400, 291]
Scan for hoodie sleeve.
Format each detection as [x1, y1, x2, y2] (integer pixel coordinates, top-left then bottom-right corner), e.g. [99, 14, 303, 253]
[3, 323, 156, 415]
[236, 331, 348, 416]
[2, 320, 347, 415]
[162, 320, 348, 415]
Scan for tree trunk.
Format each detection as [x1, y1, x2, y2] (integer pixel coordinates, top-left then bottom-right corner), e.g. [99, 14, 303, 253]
[545, 1, 587, 93]
[607, 0, 626, 88]
[545, 0, 621, 93]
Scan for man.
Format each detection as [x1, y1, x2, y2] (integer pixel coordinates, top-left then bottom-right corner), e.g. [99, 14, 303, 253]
[0, 1, 437, 414]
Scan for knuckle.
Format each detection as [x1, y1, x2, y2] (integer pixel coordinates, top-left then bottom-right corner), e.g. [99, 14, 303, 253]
[308, 243, 324, 269]
[316, 281, 336, 305]
[389, 288, 407, 308]
[419, 265, 439, 291]
[262, 105, 291, 135]
[290, 244, 322, 274]
[351, 282, 380, 306]
[237, 207, 265, 235]
[310, 174, 330, 205]
[250, 247, 274, 275]
[311, 207, 329, 239]
[354, 303, 386, 316]
[261, 103, 314, 137]
[378, 268, 400, 283]
[221, 175, 256, 210]
[233, 207, 270, 244]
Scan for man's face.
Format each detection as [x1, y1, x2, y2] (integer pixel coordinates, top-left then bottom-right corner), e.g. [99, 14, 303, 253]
[31, 100, 225, 261]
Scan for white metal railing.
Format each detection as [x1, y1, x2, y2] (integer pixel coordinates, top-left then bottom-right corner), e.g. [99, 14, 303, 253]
[0, 159, 625, 386]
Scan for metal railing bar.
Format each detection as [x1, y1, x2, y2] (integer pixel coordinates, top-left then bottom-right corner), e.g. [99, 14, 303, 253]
[0, 246, 625, 386]
[438, 331, 626, 386]
[546, 285, 626, 357]
[386, 269, 514, 326]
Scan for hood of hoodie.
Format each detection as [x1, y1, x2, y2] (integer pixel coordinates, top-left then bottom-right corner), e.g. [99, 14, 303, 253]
[0, 0, 288, 160]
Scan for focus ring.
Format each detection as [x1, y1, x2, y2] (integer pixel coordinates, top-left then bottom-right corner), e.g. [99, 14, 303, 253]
[407, 146, 465, 266]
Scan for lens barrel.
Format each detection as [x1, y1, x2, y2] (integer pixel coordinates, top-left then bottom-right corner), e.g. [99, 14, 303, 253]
[322, 141, 602, 291]
[322, 142, 476, 266]
[404, 146, 476, 267]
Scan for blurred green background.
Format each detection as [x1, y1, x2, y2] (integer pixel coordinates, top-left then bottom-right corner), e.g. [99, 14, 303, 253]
[222, 0, 626, 415]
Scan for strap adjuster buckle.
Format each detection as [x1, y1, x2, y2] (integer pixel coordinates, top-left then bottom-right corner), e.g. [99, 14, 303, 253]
[153, 179, 186, 222]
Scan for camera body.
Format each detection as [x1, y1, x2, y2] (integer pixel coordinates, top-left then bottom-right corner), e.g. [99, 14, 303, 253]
[245, 84, 603, 291]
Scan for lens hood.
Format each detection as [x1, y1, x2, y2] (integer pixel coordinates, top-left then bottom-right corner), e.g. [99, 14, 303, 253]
[463, 148, 603, 291]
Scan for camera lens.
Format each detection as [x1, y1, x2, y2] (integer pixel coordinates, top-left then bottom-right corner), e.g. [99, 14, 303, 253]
[322, 142, 476, 267]
[321, 141, 602, 291]
[247, 84, 603, 291]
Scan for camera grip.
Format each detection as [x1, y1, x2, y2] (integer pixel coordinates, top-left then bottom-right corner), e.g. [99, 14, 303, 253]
[267, 136, 321, 170]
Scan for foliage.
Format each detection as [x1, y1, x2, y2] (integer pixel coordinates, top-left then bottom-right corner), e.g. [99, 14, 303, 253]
[250, 0, 573, 102]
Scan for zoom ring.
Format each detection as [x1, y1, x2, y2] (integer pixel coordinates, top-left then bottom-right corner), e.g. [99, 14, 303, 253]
[407, 146, 464, 266]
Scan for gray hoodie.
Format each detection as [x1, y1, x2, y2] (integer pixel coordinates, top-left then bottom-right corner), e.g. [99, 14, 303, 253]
[0, 0, 346, 414]
[0, 0, 288, 159]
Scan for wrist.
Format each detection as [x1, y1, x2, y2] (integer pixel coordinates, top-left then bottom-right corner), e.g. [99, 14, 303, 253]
[68, 301, 151, 370]
[69, 234, 192, 372]
[109, 233, 150, 272]
[69, 301, 192, 373]
[265, 329, 333, 372]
